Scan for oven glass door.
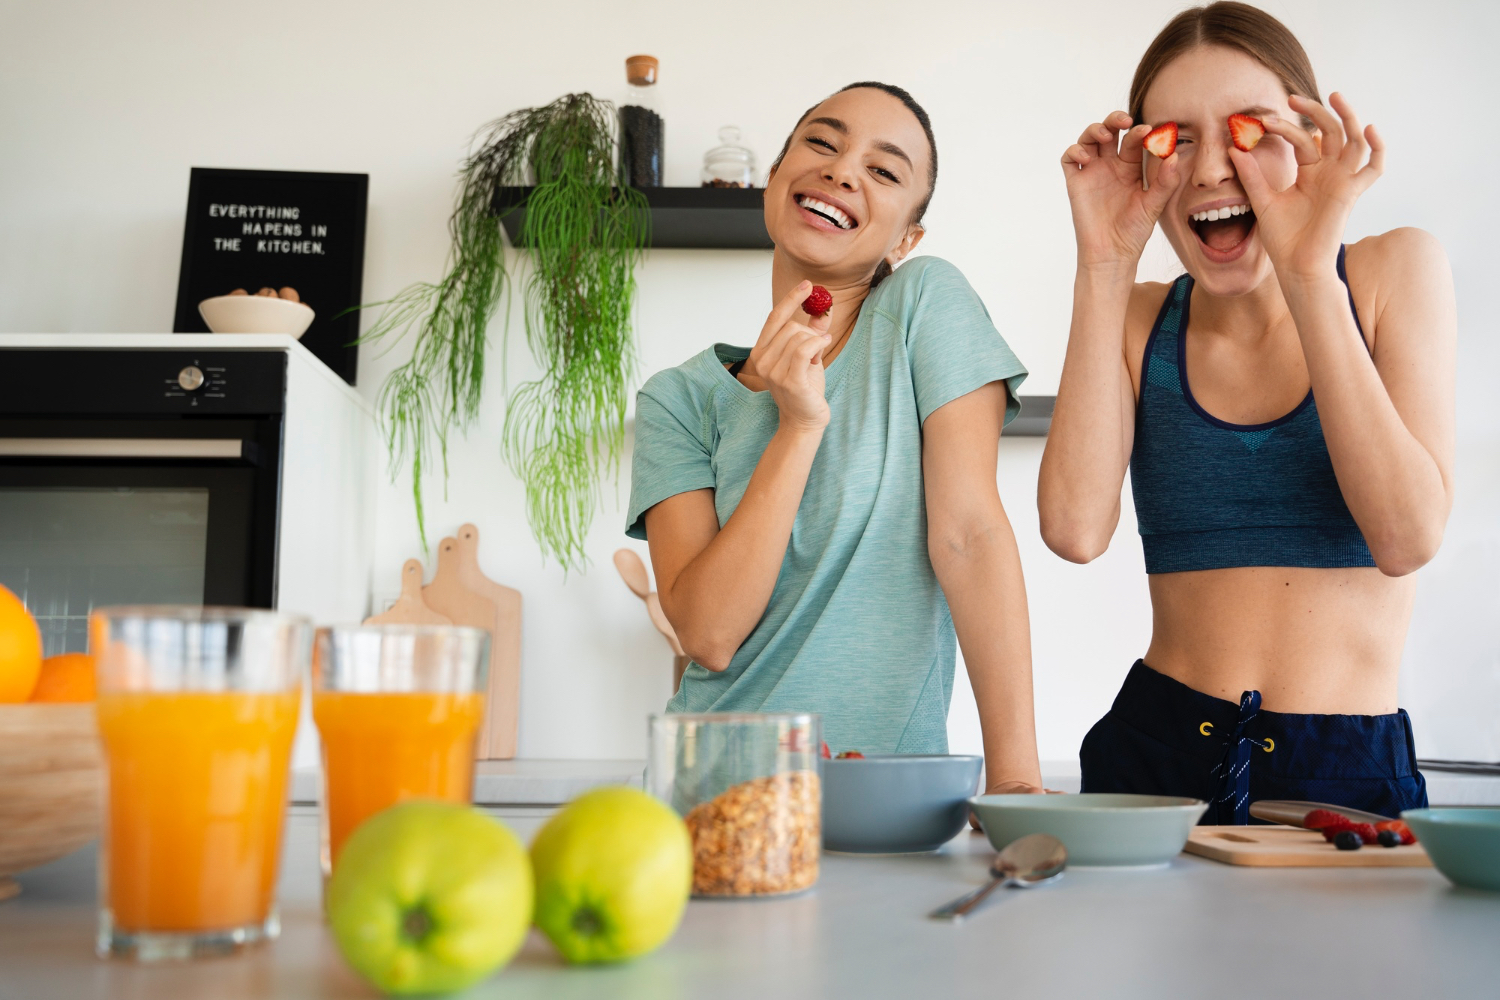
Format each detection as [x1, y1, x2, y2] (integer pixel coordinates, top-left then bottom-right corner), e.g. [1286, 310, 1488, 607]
[0, 464, 263, 656]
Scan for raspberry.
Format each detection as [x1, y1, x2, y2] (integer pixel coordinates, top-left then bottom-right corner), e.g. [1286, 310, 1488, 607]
[801, 285, 833, 318]
[1304, 809, 1346, 830]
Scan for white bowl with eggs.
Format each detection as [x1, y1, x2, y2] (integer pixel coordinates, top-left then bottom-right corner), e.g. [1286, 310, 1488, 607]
[198, 289, 315, 339]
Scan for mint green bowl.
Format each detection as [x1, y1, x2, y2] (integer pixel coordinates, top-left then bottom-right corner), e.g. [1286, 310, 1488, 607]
[1402, 809, 1500, 892]
[970, 793, 1207, 867]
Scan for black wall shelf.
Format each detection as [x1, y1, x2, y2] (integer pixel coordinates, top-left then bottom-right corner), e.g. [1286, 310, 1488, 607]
[493, 186, 771, 250]
[1008, 395, 1054, 438]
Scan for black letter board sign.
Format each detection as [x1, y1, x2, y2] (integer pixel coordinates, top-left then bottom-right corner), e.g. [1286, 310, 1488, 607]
[173, 167, 368, 385]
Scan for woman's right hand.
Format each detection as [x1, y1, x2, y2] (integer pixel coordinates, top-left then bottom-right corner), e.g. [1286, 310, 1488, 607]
[1060, 111, 1182, 270]
[746, 280, 833, 433]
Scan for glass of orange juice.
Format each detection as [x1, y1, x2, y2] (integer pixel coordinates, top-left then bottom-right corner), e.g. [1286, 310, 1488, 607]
[311, 624, 489, 881]
[91, 606, 310, 961]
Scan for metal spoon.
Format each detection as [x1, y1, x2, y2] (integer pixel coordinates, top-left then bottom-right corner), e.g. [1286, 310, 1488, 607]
[929, 833, 1067, 922]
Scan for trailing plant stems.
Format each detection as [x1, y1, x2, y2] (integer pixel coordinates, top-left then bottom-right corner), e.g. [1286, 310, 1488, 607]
[356, 94, 646, 569]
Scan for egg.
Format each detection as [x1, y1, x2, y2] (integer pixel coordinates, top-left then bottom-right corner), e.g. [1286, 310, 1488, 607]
[256, 287, 277, 297]
[278, 287, 300, 303]
[229, 288, 248, 296]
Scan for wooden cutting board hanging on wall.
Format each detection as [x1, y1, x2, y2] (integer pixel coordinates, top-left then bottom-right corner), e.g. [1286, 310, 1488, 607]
[421, 538, 500, 759]
[364, 560, 452, 626]
[453, 524, 521, 760]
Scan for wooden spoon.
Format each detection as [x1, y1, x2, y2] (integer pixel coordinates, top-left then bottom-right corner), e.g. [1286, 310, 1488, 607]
[613, 549, 651, 600]
[646, 592, 685, 657]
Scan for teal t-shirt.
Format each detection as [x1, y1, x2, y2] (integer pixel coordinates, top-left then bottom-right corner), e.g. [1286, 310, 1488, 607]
[626, 256, 1027, 754]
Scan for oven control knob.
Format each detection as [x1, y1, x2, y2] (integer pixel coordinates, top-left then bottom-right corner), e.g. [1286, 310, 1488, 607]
[177, 366, 205, 391]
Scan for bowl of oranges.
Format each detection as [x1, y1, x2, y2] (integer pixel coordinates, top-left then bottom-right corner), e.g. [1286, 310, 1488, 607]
[0, 585, 102, 902]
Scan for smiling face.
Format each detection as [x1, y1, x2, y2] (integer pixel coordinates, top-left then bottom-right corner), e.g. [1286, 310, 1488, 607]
[763, 87, 932, 285]
[1143, 45, 1304, 296]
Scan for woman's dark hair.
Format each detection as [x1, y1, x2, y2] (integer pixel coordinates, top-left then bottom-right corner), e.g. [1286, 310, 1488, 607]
[1129, 2, 1319, 130]
[770, 81, 937, 288]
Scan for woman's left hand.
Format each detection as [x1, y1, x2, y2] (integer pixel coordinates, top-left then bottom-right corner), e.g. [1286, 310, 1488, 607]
[1232, 92, 1384, 282]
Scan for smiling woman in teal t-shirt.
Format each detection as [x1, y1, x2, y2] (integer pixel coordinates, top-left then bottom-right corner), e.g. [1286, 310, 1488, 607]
[627, 82, 1044, 795]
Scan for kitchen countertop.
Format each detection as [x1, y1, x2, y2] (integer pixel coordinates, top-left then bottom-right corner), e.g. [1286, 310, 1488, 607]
[3, 809, 1497, 1000]
[287, 758, 1498, 808]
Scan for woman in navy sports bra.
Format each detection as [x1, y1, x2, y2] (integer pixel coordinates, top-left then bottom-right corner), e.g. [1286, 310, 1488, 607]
[1040, 2, 1457, 822]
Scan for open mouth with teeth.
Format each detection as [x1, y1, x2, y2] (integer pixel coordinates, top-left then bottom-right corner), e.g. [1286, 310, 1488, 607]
[1189, 203, 1256, 257]
[796, 194, 857, 231]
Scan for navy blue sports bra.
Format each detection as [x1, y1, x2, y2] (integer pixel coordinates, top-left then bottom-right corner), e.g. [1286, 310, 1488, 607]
[1129, 247, 1376, 574]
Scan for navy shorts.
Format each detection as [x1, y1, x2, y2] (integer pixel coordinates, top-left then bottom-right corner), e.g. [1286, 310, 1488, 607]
[1080, 660, 1427, 824]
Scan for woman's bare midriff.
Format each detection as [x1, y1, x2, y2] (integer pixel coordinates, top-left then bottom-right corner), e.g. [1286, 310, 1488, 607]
[1143, 565, 1415, 715]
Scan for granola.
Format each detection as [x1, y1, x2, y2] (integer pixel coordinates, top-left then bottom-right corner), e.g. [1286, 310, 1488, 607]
[684, 770, 820, 896]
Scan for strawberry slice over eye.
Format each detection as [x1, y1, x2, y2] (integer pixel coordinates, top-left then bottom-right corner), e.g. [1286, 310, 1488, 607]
[1228, 113, 1266, 152]
[1143, 122, 1178, 159]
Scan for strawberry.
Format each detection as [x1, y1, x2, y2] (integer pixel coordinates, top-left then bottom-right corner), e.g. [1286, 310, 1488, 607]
[1304, 809, 1347, 831]
[1400, 828, 1418, 846]
[1349, 823, 1380, 845]
[1320, 820, 1355, 842]
[1228, 113, 1266, 152]
[801, 285, 833, 318]
[819, 740, 831, 760]
[1143, 122, 1178, 159]
[835, 751, 865, 760]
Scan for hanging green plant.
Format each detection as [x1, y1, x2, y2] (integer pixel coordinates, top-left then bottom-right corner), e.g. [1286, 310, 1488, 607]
[359, 93, 647, 569]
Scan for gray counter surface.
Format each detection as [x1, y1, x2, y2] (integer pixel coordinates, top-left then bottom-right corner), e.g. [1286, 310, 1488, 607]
[3, 808, 1498, 1000]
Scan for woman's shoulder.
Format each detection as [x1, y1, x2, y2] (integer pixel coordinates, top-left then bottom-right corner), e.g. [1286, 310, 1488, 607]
[1345, 228, 1450, 290]
[873, 254, 968, 297]
[1344, 229, 1454, 348]
[639, 346, 728, 403]
[866, 255, 984, 323]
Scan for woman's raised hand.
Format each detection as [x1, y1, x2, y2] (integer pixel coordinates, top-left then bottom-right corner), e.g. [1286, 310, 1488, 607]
[1231, 93, 1383, 282]
[748, 280, 833, 433]
[1061, 111, 1182, 270]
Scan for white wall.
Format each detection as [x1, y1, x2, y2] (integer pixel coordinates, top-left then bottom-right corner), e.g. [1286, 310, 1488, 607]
[3, 0, 1495, 763]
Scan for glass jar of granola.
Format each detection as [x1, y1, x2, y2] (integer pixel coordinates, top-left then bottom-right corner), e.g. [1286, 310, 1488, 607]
[647, 712, 821, 897]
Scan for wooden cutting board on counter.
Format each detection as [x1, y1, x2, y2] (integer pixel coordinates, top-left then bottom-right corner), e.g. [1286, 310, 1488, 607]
[1185, 825, 1431, 867]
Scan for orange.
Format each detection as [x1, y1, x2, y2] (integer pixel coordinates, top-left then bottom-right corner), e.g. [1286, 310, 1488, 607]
[0, 585, 43, 703]
[30, 652, 97, 703]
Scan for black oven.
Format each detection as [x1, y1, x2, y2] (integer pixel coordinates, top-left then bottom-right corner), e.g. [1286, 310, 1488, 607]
[0, 349, 286, 655]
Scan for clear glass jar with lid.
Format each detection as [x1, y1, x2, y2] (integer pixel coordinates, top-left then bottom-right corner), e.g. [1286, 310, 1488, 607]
[647, 712, 821, 897]
[700, 126, 757, 188]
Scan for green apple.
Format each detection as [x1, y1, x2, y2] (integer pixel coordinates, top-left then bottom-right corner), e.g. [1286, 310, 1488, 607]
[327, 801, 533, 996]
[530, 786, 692, 964]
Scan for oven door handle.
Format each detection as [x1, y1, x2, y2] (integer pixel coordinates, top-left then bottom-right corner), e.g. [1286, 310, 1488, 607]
[0, 438, 245, 459]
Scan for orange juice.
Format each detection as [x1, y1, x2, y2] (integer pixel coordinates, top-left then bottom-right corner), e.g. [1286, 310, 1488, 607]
[96, 691, 300, 932]
[312, 691, 483, 866]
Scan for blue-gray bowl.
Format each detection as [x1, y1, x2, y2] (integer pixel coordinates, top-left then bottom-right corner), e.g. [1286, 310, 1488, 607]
[970, 793, 1207, 867]
[822, 754, 983, 854]
[1401, 808, 1500, 892]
